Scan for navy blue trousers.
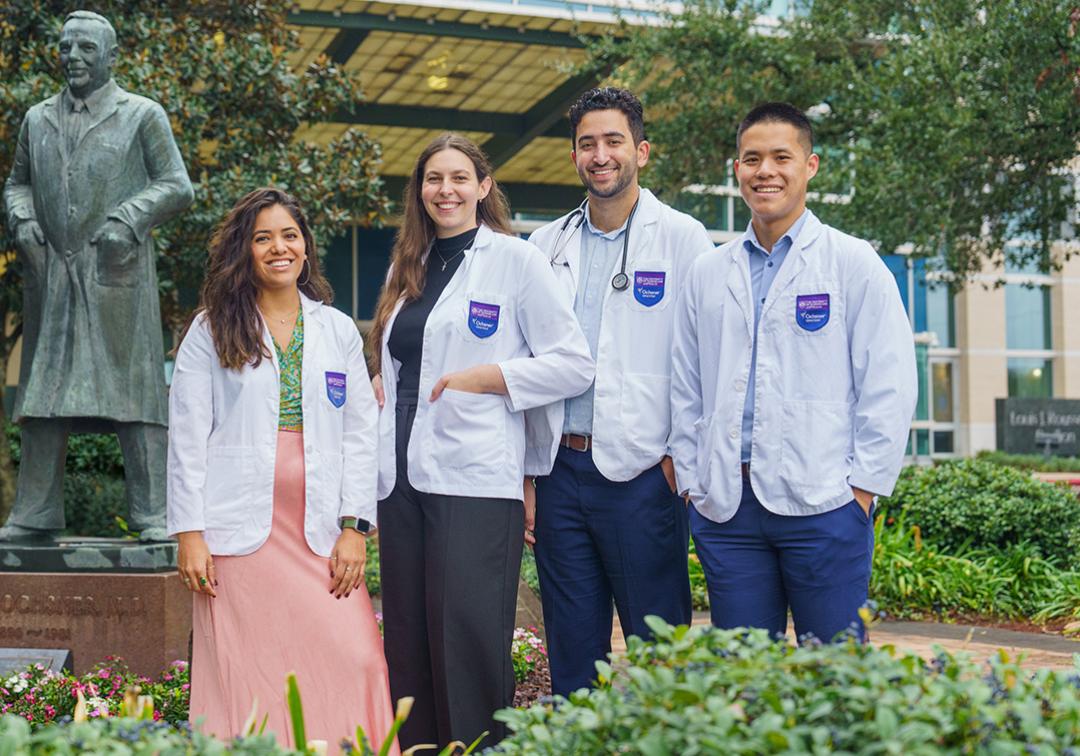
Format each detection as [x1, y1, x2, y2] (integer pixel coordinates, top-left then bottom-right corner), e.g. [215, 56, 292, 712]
[534, 446, 692, 696]
[690, 480, 874, 643]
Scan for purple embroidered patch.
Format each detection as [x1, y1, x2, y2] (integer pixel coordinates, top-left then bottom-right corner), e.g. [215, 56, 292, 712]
[634, 270, 666, 307]
[795, 293, 830, 332]
[325, 371, 347, 407]
[468, 301, 500, 338]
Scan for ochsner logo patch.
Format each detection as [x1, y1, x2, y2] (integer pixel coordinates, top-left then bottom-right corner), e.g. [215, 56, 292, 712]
[634, 270, 666, 307]
[795, 293, 830, 331]
[468, 301, 500, 338]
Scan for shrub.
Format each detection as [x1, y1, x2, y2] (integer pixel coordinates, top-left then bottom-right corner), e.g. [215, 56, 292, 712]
[688, 537, 709, 611]
[494, 619, 1080, 754]
[879, 459, 1080, 567]
[6, 423, 129, 538]
[0, 714, 291, 753]
[870, 516, 1080, 621]
[976, 449, 1080, 473]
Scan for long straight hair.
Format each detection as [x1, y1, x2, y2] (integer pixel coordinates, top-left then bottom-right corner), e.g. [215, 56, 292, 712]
[367, 134, 512, 373]
[195, 187, 333, 370]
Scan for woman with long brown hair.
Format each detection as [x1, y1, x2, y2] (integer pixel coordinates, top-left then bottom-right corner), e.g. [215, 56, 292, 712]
[369, 134, 593, 750]
[167, 187, 397, 754]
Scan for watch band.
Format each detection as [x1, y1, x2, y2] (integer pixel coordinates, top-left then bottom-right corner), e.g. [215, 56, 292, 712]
[339, 516, 372, 534]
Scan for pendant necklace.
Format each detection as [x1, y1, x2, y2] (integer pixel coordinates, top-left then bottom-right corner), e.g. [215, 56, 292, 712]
[435, 247, 466, 271]
[262, 306, 299, 325]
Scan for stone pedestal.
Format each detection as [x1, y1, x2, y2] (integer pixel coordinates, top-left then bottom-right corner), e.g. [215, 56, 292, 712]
[0, 539, 190, 676]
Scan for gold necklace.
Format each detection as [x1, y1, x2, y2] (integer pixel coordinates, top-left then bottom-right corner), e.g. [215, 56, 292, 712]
[261, 305, 299, 326]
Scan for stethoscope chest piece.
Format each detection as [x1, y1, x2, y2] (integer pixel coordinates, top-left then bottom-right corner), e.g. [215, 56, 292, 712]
[611, 272, 630, 291]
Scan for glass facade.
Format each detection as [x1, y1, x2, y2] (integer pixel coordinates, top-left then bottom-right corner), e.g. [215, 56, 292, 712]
[1007, 358, 1054, 398]
[1005, 284, 1052, 350]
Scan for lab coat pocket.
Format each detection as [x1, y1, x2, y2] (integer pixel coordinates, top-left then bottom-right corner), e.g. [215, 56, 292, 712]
[457, 293, 510, 343]
[626, 260, 673, 312]
[203, 447, 251, 527]
[779, 399, 852, 487]
[429, 388, 507, 472]
[620, 373, 671, 451]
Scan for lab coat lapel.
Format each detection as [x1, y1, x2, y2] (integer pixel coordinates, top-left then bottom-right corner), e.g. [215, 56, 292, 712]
[760, 211, 822, 318]
[602, 188, 659, 307]
[300, 293, 324, 395]
[726, 240, 755, 340]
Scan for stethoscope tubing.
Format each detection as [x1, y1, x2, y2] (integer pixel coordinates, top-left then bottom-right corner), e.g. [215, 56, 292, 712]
[551, 198, 640, 292]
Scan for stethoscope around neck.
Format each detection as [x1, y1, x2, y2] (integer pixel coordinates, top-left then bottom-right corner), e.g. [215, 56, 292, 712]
[551, 197, 641, 291]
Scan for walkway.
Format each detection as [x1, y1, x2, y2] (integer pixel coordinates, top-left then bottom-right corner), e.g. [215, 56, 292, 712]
[607, 612, 1079, 671]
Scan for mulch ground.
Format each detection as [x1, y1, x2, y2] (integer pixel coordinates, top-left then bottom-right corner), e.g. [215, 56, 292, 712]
[513, 656, 551, 708]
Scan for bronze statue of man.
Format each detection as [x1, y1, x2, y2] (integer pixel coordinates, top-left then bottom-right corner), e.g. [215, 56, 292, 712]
[2, 10, 193, 543]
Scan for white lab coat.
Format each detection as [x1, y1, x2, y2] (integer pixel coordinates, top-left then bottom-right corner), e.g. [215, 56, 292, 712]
[525, 188, 715, 482]
[167, 293, 378, 556]
[376, 224, 594, 501]
[670, 210, 917, 523]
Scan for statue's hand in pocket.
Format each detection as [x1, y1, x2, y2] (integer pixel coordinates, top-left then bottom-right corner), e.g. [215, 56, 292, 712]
[14, 220, 46, 281]
[92, 219, 138, 287]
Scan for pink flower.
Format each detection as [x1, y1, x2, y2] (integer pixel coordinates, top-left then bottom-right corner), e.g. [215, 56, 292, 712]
[98, 669, 111, 679]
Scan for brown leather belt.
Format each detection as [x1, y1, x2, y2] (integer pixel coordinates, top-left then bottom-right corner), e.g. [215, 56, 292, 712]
[560, 433, 592, 452]
[741, 462, 751, 479]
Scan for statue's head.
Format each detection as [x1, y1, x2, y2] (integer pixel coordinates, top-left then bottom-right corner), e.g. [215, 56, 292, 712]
[59, 11, 117, 98]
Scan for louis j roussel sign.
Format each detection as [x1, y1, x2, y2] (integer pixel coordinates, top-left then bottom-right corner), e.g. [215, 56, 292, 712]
[995, 398, 1080, 456]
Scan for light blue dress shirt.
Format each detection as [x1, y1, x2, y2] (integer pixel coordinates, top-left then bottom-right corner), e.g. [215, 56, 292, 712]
[740, 209, 809, 462]
[563, 205, 629, 435]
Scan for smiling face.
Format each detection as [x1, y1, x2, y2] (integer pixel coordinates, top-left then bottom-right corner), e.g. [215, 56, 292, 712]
[250, 204, 307, 293]
[734, 120, 819, 236]
[59, 18, 115, 98]
[420, 148, 492, 238]
[572, 109, 650, 200]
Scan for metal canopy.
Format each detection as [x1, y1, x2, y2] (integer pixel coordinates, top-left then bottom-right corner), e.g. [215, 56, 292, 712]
[287, 0, 621, 206]
[290, 8, 598, 48]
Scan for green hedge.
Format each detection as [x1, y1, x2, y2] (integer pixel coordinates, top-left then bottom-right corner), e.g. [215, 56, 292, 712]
[879, 459, 1080, 568]
[976, 449, 1080, 473]
[494, 619, 1080, 754]
[0, 715, 295, 753]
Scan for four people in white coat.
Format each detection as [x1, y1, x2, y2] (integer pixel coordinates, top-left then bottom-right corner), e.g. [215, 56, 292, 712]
[525, 88, 715, 695]
[670, 102, 917, 642]
[165, 96, 920, 748]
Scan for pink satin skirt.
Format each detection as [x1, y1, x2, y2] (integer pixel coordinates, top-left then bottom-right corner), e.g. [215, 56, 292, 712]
[190, 430, 398, 755]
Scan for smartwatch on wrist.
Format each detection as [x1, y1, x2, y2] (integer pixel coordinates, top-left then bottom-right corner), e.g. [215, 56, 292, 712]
[339, 516, 372, 534]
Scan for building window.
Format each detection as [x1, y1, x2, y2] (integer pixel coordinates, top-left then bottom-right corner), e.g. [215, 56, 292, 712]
[1005, 284, 1052, 350]
[1007, 358, 1054, 398]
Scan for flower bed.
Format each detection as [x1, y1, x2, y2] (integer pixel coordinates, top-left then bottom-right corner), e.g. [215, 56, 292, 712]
[0, 658, 189, 727]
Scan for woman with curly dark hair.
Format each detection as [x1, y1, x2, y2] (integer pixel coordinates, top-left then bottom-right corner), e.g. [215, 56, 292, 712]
[167, 187, 397, 754]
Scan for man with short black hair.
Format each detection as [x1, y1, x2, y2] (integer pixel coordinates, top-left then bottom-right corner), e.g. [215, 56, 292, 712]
[525, 87, 715, 695]
[670, 101, 916, 642]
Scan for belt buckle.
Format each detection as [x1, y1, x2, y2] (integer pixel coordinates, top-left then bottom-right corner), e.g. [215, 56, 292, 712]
[565, 434, 591, 452]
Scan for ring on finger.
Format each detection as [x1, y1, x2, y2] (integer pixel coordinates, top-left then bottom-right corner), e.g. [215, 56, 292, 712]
[199, 577, 208, 586]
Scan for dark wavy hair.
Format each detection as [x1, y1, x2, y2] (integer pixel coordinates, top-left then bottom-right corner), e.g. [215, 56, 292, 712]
[194, 187, 334, 371]
[568, 87, 647, 146]
[368, 134, 511, 373]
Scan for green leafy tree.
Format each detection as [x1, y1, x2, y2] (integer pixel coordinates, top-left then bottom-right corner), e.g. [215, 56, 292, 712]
[588, 0, 1080, 276]
[0, 1, 391, 517]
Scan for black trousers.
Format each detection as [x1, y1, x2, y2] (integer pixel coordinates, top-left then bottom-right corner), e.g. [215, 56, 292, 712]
[378, 397, 524, 751]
